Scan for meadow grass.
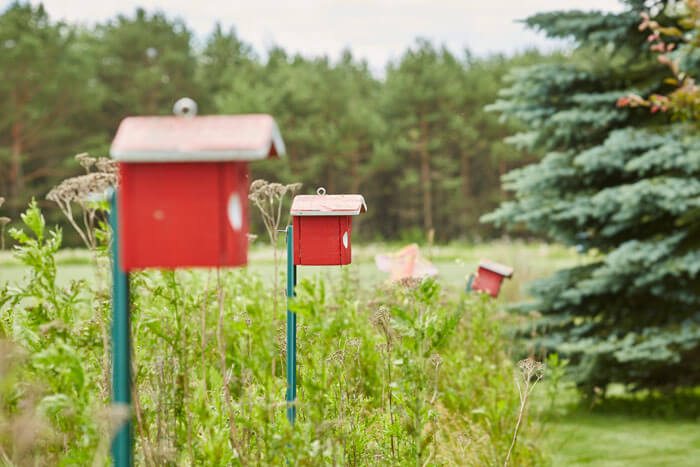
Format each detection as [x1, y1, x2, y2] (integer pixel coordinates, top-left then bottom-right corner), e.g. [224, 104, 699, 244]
[3, 241, 697, 465]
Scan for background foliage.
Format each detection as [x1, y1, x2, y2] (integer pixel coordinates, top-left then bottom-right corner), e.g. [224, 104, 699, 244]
[0, 1, 552, 244]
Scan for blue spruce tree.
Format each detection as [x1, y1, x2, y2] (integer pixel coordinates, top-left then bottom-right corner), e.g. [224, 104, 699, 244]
[485, 0, 700, 391]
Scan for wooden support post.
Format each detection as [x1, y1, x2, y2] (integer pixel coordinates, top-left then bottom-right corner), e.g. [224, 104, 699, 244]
[110, 190, 133, 466]
[286, 225, 297, 425]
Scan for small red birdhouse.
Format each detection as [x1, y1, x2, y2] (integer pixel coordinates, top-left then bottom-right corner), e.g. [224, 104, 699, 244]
[110, 108, 285, 271]
[290, 189, 367, 266]
[469, 260, 514, 297]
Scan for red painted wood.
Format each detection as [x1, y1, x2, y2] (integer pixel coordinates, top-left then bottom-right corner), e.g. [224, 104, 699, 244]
[293, 216, 302, 265]
[118, 161, 250, 270]
[472, 267, 505, 297]
[295, 216, 347, 265]
[293, 215, 354, 266]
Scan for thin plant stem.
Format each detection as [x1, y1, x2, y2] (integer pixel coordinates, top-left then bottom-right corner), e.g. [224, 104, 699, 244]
[504, 359, 544, 467]
[200, 272, 211, 403]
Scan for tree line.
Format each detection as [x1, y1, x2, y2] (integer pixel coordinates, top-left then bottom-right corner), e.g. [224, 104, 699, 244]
[0, 2, 550, 244]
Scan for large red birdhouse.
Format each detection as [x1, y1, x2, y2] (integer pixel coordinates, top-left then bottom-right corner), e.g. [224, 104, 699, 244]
[110, 103, 285, 271]
[291, 189, 367, 266]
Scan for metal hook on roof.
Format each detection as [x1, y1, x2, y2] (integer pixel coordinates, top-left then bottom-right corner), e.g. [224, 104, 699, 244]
[317, 187, 326, 196]
[173, 97, 198, 118]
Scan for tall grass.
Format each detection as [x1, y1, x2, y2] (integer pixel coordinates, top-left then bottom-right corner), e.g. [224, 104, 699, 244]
[0, 202, 545, 465]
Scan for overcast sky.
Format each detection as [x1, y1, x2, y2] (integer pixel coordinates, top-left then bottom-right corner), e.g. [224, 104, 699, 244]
[10, 1, 624, 70]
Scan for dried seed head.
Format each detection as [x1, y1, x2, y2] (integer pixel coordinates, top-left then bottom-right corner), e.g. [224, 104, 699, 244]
[250, 179, 266, 193]
[370, 305, 391, 329]
[47, 172, 116, 204]
[397, 277, 422, 290]
[75, 152, 96, 172]
[0, 217, 9, 226]
[249, 179, 303, 203]
[429, 353, 443, 368]
[268, 182, 285, 198]
[95, 157, 118, 174]
[326, 349, 345, 364]
[346, 337, 361, 352]
[518, 358, 545, 382]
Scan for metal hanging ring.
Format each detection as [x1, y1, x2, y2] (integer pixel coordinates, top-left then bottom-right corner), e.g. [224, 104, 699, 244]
[317, 187, 326, 196]
[173, 97, 198, 118]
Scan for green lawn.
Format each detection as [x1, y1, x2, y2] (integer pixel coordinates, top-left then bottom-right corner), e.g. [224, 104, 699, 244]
[544, 414, 700, 466]
[1, 240, 580, 301]
[3, 242, 698, 465]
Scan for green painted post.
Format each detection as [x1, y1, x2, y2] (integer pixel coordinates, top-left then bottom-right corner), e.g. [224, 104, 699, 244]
[466, 273, 475, 293]
[286, 225, 297, 425]
[110, 190, 132, 466]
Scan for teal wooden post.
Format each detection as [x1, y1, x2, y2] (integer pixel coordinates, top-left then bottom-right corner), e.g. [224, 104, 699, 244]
[465, 273, 475, 293]
[286, 225, 297, 425]
[110, 190, 132, 466]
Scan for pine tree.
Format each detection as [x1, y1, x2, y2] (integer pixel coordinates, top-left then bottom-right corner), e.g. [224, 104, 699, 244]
[0, 3, 103, 214]
[94, 8, 200, 130]
[484, 0, 700, 391]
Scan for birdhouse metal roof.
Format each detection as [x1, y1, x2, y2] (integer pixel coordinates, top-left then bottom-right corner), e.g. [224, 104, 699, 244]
[478, 260, 513, 277]
[291, 193, 367, 216]
[110, 114, 286, 162]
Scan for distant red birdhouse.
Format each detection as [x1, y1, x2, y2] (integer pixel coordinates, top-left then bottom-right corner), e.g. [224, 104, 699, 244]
[110, 107, 285, 271]
[469, 260, 514, 297]
[290, 189, 367, 266]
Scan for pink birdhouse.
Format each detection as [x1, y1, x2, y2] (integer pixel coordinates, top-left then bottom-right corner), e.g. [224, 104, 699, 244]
[290, 189, 367, 266]
[110, 108, 285, 271]
[468, 260, 514, 297]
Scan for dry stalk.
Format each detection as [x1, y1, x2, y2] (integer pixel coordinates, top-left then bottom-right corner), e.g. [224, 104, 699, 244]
[248, 179, 302, 323]
[200, 272, 212, 403]
[46, 154, 116, 251]
[47, 153, 117, 399]
[504, 358, 545, 467]
[370, 306, 397, 460]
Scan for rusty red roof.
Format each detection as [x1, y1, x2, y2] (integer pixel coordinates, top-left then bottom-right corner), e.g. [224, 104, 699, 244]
[291, 194, 367, 216]
[110, 114, 285, 161]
